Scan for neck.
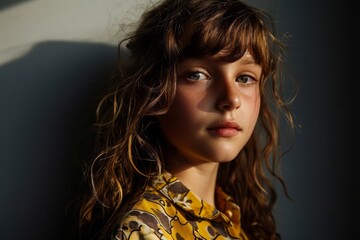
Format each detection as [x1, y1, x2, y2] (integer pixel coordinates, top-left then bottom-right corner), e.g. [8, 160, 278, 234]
[166, 160, 219, 207]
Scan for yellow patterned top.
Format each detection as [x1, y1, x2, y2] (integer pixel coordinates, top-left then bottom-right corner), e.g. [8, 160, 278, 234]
[115, 171, 248, 240]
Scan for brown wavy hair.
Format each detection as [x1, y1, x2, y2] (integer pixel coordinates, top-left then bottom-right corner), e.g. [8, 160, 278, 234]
[79, 0, 295, 239]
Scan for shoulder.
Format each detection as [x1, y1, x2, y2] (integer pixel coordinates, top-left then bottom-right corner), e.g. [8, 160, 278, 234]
[114, 186, 175, 240]
[114, 210, 162, 240]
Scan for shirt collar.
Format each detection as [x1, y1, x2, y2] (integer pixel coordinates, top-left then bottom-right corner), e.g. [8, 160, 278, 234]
[151, 171, 241, 225]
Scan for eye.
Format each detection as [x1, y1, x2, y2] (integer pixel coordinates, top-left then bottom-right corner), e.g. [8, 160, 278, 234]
[186, 71, 209, 81]
[236, 74, 257, 84]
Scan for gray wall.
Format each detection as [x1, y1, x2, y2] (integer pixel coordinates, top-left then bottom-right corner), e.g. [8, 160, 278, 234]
[251, 2, 358, 239]
[274, 1, 358, 239]
[0, 0, 358, 239]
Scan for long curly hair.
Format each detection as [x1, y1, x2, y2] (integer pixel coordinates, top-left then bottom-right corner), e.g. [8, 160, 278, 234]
[79, 0, 295, 239]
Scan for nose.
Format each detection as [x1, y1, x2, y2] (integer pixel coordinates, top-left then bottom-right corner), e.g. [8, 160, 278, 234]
[216, 80, 241, 112]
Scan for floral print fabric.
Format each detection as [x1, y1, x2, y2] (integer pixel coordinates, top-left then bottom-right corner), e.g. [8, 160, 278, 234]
[115, 171, 248, 240]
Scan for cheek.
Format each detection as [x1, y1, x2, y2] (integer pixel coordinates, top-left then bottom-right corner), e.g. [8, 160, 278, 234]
[244, 90, 261, 130]
[158, 89, 201, 138]
[253, 94, 261, 119]
[172, 91, 197, 116]
[168, 87, 205, 121]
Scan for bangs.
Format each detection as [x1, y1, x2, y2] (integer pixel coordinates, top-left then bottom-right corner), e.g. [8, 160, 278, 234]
[181, 3, 273, 74]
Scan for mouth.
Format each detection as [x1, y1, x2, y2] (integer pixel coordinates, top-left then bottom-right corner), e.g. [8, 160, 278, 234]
[207, 121, 241, 137]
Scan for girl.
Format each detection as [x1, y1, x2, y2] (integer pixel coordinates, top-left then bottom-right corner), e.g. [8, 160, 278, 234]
[79, 0, 295, 239]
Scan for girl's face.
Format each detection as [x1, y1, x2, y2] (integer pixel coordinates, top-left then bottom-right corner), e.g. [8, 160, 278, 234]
[158, 52, 261, 167]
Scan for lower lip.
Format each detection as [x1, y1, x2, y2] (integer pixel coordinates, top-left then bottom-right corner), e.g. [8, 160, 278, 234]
[209, 128, 239, 137]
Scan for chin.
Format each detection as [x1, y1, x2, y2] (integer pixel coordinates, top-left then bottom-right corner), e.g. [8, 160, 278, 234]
[210, 154, 239, 163]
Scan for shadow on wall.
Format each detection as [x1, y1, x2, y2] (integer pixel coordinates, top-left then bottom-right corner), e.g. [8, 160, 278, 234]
[0, 0, 32, 11]
[0, 41, 117, 240]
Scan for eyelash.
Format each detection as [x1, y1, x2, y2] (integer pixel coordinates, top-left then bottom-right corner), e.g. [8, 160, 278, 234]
[186, 71, 209, 81]
[236, 75, 257, 84]
[185, 71, 257, 84]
